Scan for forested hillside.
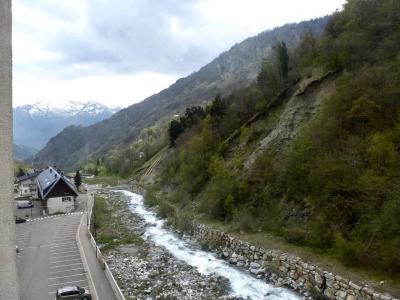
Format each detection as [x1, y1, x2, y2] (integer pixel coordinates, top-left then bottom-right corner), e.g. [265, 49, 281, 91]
[147, 0, 400, 276]
[33, 17, 328, 171]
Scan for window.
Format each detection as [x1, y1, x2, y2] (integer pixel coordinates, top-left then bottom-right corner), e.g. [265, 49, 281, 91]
[62, 197, 71, 202]
[61, 290, 79, 296]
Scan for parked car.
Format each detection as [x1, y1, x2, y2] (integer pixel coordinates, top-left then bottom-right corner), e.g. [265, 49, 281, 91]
[16, 200, 33, 209]
[15, 216, 26, 223]
[55, 286, 91, 300]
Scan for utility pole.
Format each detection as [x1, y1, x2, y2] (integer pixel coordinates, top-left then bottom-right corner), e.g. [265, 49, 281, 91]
[0, 0, 19, 298]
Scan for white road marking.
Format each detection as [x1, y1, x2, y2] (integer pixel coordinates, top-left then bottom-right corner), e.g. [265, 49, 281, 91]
[50, 245, 77, 250]
[49, 262, 83, 269]
[50, 258, 82, 264]
[50, 250, 79, 256]
[49, 267, 84, 274]
[50, 242, 77, 248]
[48, 279, 86, 287]
[51, 254, 81, 260]
[48, 273, 86, 280]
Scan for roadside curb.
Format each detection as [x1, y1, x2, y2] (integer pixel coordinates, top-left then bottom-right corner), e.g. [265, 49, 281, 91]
[86, 192, 125, 300]
[76, 210, 99, 300]
[27, 212, 83, 222]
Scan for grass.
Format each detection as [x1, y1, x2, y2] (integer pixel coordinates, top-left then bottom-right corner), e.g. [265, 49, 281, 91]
[84, 175, 122, 188]
[133, 146, 168, 177]
[93, 196, 143, 252]
[200, 216, 400, 297]
[141, 186, 400, 297]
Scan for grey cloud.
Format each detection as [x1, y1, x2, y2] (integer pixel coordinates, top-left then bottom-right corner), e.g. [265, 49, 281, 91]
[47, 0, 216, 76]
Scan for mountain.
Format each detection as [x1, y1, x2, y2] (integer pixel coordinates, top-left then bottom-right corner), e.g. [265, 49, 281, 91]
[33, 17, 329, 170]
[143, 0, 400, 287]
[13, 143, 38, 161]
[14, 100, 120, 150]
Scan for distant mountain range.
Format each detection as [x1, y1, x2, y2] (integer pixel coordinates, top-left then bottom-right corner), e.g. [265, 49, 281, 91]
[13, 100, 120, 159]
[33, 17, 329, 170]
[13, 143, 38, 161]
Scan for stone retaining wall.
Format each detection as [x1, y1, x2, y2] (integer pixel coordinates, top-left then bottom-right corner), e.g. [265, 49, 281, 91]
[188, 223, 398, 300]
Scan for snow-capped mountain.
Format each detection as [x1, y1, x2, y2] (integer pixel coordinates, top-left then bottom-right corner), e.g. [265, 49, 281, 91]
[14, 100, 120, 151]
[17, 100, 120, 117]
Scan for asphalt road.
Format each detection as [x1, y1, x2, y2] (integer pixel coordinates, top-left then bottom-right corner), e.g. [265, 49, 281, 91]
[16, 212, 88, 300]
[14, 199, 43, 219]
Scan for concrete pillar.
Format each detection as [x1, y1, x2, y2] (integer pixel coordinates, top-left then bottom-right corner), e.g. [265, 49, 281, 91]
[0, 0, 19, 299]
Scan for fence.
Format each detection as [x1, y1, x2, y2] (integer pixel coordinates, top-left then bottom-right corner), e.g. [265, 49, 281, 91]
[86, 193, 125, 300]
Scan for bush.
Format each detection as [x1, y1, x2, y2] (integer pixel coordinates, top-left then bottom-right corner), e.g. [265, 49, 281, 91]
[334, 233, 361, 266]
[157, 200, 176, 219]
[144, 187, 159, 207]
[283, 227, 310, 246]
[175, 211, 195, 233]
[233, 208, 259, 233]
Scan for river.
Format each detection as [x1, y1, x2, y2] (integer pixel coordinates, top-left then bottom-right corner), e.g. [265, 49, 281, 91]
[121, 190, 300, 300]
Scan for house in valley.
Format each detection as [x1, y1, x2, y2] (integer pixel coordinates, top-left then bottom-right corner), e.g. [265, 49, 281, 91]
[15, 170, 41, 198]
[37, 167, 78, 215]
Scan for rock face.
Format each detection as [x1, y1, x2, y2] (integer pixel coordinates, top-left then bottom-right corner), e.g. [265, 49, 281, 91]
[244, 71, 337, 169]
[186, 223, 399, 300]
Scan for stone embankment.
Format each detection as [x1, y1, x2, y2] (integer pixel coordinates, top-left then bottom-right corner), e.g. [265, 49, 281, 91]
[186, 223, 398, 300]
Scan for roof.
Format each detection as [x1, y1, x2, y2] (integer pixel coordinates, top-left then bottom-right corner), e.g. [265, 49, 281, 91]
[57, 286, 82, 294]
[16, 171, 41, 183]
[37, 167, 78, 199]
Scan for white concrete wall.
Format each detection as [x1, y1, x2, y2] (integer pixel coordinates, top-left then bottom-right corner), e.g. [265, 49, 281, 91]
[19, 178, 37, 197]
[0, 0, 19, 298]
[47, 196, 75, 215]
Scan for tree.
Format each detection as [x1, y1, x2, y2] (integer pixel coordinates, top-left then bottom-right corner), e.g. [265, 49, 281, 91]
[16, 167, 25, 177]
[277, 42, 289, 83]
[257, 41, 290, 99]
[209, 93, 227, 118]
[169, 119, 184, 147]
[74, 170, 82, 190]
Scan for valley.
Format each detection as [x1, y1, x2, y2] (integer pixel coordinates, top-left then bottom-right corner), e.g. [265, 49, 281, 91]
[11, 0, 400, 299]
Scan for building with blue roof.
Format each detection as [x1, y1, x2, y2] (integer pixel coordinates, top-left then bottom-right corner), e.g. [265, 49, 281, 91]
[36, 166, 78, 215]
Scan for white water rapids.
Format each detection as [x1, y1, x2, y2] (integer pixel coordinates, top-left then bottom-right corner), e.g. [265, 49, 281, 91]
[122, 190, 300, 300]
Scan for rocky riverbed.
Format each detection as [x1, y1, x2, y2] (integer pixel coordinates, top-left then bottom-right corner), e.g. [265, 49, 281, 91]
[99, 191, 237, 300]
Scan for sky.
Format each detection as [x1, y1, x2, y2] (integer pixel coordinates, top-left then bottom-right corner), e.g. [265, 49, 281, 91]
[13, 0, 346, 109]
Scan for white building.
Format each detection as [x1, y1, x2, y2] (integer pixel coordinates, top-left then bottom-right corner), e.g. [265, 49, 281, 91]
[37, 167, 78, 215]
[15, 171, 40, 198]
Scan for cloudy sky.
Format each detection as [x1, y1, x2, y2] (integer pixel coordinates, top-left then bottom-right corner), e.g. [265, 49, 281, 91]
[13, 0, 346, 108]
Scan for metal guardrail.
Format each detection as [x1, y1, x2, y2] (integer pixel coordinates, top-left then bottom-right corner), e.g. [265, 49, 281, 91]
[87, 194, 125, 300]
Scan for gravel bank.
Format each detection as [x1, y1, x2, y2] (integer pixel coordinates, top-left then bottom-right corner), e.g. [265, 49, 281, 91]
[99, 191, 236, 300]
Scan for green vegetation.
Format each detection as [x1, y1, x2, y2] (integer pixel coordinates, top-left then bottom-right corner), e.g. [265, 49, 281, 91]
[33, 17, 327, 172]
[149, 0, 400, 278]
[93, 196, 143, 252]
[74, 170, 82, 190]
[81, 121, 168, 178]
[83, 175, 122, 188]
[16, 167, 25, 177]
[13, 161, 33, 177]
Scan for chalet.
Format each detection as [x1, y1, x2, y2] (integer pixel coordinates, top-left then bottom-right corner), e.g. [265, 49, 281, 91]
[15, 171, 41, 198]
[37, 167, 78, 215]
